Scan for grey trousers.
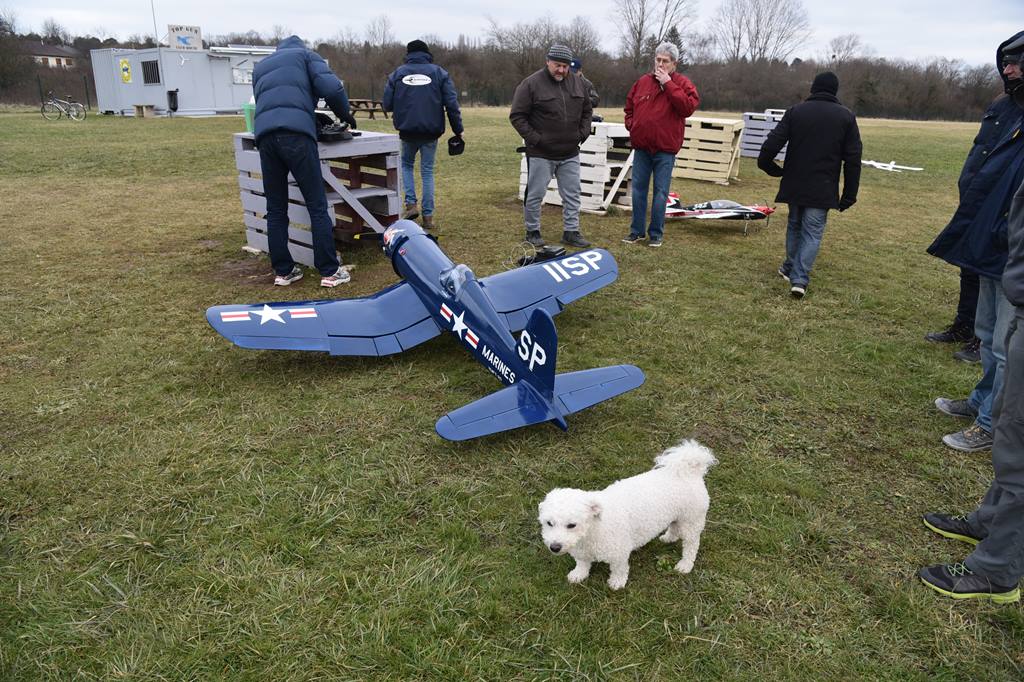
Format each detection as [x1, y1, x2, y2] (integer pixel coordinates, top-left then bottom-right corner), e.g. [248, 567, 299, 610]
[524, 155, 581, 235]
[965, 309, 1024, 586]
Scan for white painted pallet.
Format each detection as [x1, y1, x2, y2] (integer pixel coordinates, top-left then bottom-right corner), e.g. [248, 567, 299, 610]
[673, 117, 744, 185]
[740, 110, 787, 161]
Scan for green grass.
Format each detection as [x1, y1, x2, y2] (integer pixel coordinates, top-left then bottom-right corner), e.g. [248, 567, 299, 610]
[2, 107, 1023, 680]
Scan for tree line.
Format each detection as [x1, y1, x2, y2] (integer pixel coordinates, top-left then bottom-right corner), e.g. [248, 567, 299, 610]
[0, 1, 1005, 122]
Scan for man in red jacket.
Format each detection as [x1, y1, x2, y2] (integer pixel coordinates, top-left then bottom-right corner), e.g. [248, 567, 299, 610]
[623, 42, 700, 248]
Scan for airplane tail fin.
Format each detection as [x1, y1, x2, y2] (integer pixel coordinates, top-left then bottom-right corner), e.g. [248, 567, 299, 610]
[520, 308, 558, 398]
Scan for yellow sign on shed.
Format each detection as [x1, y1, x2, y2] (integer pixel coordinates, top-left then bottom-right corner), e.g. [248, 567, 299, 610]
[119, 58, 131, 83]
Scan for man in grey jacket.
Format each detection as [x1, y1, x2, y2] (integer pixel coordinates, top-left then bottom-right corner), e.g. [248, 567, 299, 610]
[510, 44, 593, 248]
[919, 165, 1024, 604]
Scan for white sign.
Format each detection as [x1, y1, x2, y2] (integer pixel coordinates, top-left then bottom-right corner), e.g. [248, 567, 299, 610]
[168, 24, 202, 51]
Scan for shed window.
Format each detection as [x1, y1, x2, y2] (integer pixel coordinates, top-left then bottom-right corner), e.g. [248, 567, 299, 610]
[142, 60, 161, 84]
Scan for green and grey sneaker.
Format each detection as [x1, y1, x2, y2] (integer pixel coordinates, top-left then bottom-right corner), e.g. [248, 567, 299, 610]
[942, 424, 993, 452]
[919, 562, 1020, 603]
[922, 513, 982, 545]
[274, 265, 303, 286]
[934, 397, 977, 419]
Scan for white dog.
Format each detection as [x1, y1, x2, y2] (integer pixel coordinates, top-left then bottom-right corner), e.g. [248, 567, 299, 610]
[537, 439, 717, 590]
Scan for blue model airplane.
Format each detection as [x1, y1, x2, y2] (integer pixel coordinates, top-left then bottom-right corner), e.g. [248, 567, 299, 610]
[206, 220, 645, 441]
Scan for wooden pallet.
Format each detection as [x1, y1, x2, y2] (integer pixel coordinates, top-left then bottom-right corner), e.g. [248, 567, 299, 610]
[234, 132, 401, 267]
[740, 110, 787, 161]
[673, 117, 744, 185]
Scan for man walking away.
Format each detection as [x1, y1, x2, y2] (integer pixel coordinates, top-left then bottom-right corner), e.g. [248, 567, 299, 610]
[758, 71, 862, 298]
[622, 41, 700, 248]
[510, 44, 593, 249]
[383, 39, 464, 232]
[253, 35, 358, 288]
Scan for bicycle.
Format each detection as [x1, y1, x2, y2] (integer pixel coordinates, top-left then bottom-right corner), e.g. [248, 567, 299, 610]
[41, 91, 86, 121]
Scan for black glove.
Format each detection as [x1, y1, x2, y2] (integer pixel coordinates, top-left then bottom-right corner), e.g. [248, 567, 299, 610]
[341, 111, 358, 129]
[838, 197, 855, 212]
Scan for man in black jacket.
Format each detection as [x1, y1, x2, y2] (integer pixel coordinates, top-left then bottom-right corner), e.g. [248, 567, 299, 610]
[758, 72, 862, 298]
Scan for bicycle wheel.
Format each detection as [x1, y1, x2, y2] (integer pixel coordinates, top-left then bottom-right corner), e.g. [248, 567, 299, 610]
[41, 102, 62, 120]
[68, 103, 86, 121]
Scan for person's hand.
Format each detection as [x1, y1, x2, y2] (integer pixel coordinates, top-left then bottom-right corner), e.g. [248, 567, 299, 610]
[838, 196, 855, 212]
[341, 112, 358, 129]
[654, 66, 670, 86]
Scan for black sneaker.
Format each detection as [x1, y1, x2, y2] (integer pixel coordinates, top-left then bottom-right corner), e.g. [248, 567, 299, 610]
[954, 337, 981, 364]
[622, 234, 645, 244]
[648, 239, 663, 248]
[934, 397, 977, 419]
[942, 424, 993, 452]
[919, 562, 1020, 603]
[526, 231, 545, 247]
[790, 285, 806, 298]
[562, 231, 591, 248]
[777, 266, 790, 282]
[922, 513, 982, 545]
[925, 324, 973, 344]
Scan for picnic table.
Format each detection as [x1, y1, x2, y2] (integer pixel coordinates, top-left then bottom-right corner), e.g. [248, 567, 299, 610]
[349, 98, 389, 120]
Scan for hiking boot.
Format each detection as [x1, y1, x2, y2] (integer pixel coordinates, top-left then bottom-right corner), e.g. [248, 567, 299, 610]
[922, 513, 982, 545]
[934, 397, 977, 419]
[954, 337, 981, 364]
[622, 233, 645, 244]
[790, 285, 806, 299]
[403, 203, 420, 221]
[648, 239, 663, 248]
[274, 265, 303, 286]
[778, 266, 790, 282]
[942, 424, 993, 452]
[320, 267, 351, 288]
[562, 231, 591, 248]
[526, 231, 545, 247]
[422, 214, 435, 231]
[925, 323, 973, 344]
[918, 562, 1020, 603]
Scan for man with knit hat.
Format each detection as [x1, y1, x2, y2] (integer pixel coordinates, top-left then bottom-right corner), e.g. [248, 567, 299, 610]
[510, 44, 593, 248]
[383, 39, 464, 231]
[759, 71, 862, 299]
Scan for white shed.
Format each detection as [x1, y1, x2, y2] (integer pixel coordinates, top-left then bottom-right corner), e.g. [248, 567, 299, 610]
[90, 45, 274, 116]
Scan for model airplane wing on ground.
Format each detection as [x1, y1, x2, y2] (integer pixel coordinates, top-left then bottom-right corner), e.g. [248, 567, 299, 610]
[479, 248, 617, 331]
[206, 281, 441, 357]
[862, 159, 924, 172]
[664, 195, 774, 220]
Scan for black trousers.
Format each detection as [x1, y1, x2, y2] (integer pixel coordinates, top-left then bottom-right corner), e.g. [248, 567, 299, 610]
[954, 268, 981, 330]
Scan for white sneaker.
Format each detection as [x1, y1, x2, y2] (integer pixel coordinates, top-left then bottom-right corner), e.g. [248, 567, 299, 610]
[790, 285, 806, 298]
[274, 266, 303, 286]
[321, 267, 351, 287]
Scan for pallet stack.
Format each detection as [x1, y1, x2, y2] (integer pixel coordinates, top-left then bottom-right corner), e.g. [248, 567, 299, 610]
[234, 131, 401, 267]
[672, 117, 744, 185]
[517, 122, 634, 215]
[740, 108, 787, 161]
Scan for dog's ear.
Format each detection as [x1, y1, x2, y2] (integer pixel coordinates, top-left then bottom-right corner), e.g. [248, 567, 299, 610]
[588, 498, 602, 519]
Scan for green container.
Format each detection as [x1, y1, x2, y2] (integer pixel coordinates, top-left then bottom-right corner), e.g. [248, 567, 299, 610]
[242, 103, 255, 133]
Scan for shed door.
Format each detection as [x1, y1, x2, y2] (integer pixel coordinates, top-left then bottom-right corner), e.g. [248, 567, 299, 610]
[209, 57, 235, 110]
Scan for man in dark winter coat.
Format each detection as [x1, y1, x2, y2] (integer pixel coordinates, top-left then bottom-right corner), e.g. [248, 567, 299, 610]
[383, 39, 464, 231]
[929, 32, 1024, 454]
[926, 31, 1024, 363]
[253, 35, 357, 288]
[759, 71, 862, 298]
[919, 171, 1024, 605]
[510, 44, 593, 249]
[622, 41, 700, 248]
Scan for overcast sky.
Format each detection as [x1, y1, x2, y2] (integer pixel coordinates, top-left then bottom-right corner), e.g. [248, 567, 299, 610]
[6, 0, 1021, 67]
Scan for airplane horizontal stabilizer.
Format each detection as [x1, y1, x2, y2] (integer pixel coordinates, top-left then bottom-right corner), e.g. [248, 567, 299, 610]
[553, 365, 646, 414]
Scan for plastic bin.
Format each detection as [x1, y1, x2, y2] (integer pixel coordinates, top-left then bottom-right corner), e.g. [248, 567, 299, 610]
[243, 103, 255, 133]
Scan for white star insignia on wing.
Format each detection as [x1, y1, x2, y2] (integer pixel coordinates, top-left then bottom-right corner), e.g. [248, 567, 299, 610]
[256, 304, 286, 325]
[450, 310, 468, 339]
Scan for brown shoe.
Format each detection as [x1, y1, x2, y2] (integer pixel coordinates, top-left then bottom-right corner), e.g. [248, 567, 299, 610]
[403, 203, 420, 221]
[422, 215, 435, 231]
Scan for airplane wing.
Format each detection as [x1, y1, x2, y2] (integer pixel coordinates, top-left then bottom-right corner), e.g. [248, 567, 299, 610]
[678, 211, 745, 219]
[478, 248, 618, 331]
[206, 281, 441, 356]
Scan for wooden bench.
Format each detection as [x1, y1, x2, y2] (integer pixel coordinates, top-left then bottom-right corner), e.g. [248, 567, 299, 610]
[349, 99, 389, 120]
[133, 104, 156, 118]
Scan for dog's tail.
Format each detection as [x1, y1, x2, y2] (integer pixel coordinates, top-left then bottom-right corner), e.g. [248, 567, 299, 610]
[654, 439, 718, 478]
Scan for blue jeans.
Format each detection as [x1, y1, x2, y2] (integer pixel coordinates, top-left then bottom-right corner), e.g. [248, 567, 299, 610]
[781, 205, 829, 287]
[630, 149, 675, 242]
[968, 276, 1015, 432]
[259, 131, 340, 277]
[401, 139, 437, 216]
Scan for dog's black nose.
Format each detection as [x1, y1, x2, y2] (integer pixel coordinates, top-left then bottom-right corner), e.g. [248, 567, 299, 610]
[549, 543, 562, 553]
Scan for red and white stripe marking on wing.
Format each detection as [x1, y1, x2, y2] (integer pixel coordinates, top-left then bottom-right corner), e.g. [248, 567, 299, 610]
[440, 303, 453, 321]
[465, 329, 479, 349]
[220, 311, 251, 322]
[288, 307, 317, 319]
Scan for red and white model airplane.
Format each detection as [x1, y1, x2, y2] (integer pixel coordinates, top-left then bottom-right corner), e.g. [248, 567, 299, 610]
[663, 193, 775, 235]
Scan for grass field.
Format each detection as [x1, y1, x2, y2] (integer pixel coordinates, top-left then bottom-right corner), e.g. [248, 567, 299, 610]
[2, 106, 1023, 680]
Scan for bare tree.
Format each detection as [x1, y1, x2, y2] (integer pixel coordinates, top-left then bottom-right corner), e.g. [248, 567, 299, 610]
[269, 24, 290, 44]
[41, 17, 71, 45]
[824, 33, 872, 66]
[486, 16, 560, 78]
[614, 0, 697, 69]
[711, 0, 810, 63]
[364, 15, 395, 48]
[710, 0, 746, 62]
[0, 7, 18, 36]
[563, 16, 602, 59]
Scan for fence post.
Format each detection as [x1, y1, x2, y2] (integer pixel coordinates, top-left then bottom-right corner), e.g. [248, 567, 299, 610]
[83, 74, 91, 110]
[37, 74, 44, 103]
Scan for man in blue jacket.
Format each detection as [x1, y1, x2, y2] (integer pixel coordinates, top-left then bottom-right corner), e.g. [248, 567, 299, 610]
[383, 40, 464, 231]
[929, 31, 1024, 453]
[252, 35, 357, 288]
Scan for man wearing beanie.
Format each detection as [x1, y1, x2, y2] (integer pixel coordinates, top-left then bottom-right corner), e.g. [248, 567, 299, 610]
[383, 39, 464, 231]
[510, 44, 593, 248]
[926, 31, 1024, 454]
[759, 70, 862, 299]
